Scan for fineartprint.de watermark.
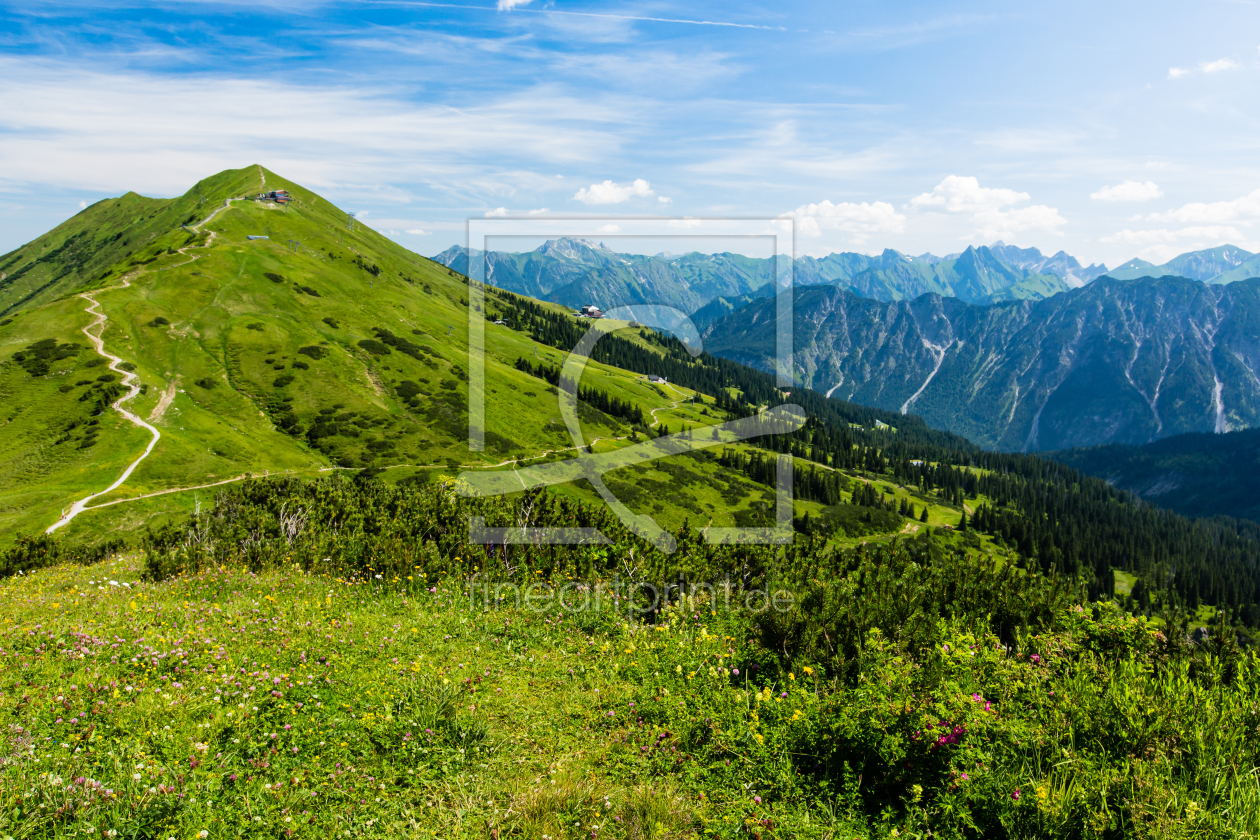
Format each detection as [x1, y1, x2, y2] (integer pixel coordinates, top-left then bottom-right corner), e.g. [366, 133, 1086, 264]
[466, 573, 798, 616]
[455, 218, 801, 554]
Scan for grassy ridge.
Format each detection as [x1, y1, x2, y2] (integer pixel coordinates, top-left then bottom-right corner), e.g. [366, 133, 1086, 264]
[0, 167, 803, 543]
[0, 169, 260, 315]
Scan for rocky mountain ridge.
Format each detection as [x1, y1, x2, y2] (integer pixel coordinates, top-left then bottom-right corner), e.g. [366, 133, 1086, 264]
[702, 275, 1260, 451]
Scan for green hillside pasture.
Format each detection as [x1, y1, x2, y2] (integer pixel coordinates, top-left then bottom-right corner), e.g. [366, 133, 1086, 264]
[21, 192, 651, 511]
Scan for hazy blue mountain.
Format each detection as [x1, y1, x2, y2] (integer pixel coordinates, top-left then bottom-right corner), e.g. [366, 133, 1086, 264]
[434, 239, 1090, 313]
[988, 241, 1109, 288]
[1106, 245, 1258, 283]
[835, 245, 1075, 304]
[702, 275, 1260, 452]
[433, 239, 780, 314]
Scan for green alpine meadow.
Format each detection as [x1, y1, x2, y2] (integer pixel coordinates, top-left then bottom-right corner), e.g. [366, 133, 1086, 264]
[1, 161, 1259, 840]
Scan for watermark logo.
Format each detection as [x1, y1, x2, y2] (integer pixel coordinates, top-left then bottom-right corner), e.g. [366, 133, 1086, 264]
[467, 573, 798, 616]
[456, 218, 799, 553]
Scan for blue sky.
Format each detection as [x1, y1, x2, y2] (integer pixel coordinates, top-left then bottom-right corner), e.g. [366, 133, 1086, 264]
[1, 0, 1258, 266]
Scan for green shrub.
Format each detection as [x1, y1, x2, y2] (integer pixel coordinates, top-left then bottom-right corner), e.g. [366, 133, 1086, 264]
[358, 339, 390, 356]
[1, 533, 124, 579]
[10, 338, 80, 376]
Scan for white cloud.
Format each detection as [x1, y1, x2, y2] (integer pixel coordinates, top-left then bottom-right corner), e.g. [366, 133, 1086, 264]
[782, 199, 906, 241]
[909, 175, 1028, 213]
[356, 210, 369, 217]
[597, 224, 620, 233]
[1201, 58, 1240, 73]
[1091, 180, 1162, 202]
[77, 199, 86, 209]
[485, 207, 508, 217]
[573, 178, 654, 204]
[405, 228, 429, 235]
[1168, 58, 1240, 80]
[909, 175, 1066, 240]
[657, 196, 672, 204]
[527, 207, 549, 215]
[497, 0, 531, 10]
[1150, 188, 1260, 224]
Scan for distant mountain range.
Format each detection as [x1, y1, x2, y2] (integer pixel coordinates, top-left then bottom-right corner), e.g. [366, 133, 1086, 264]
[791, 244, 1090, 305]
[433, 239, 1096, 313]
[433, 239, 781, 315]
[701, 276, 1260, 452]
[434, 239, 1260, 317]
[1107, 245, 1260, 284]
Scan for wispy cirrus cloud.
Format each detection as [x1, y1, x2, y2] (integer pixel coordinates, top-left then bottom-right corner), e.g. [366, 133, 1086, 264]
[1102, 225, 1246, 245]
[826, 13, 996, 51]
[0, 56, 624, 200]
[383, 1, 785, 31]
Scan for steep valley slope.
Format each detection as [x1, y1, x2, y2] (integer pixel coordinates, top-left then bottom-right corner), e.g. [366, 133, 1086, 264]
[703, 276, 1260, 451]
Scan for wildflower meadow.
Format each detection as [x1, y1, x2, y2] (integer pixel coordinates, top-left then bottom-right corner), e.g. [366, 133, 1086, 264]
[1, 476, 1258, 839]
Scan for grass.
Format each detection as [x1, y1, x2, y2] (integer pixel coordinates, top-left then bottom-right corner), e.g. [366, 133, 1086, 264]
[3, 536, 1259, 839]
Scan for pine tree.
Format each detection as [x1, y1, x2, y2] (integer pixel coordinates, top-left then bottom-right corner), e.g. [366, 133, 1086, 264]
[920, 508, 929, 523]
[959, 510, 968, 531]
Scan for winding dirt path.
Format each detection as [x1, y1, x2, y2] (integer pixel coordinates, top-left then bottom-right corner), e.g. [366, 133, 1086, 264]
[649, 381, 688, 427]
[46, 277, 163, 533]
[44, 193, 246, 532]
